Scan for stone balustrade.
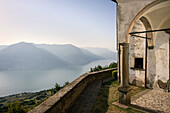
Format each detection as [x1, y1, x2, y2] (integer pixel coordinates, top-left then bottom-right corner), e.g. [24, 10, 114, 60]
[29, 68, 117, 113]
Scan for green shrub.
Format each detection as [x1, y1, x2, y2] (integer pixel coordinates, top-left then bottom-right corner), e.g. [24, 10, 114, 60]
[112, 70, 117, 80]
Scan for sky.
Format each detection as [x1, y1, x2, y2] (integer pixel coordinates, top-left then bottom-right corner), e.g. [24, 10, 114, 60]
[0, 0, 117, 51]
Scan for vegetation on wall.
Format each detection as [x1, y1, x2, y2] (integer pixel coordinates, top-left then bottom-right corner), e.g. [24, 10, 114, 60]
[89, 62, 117, 72]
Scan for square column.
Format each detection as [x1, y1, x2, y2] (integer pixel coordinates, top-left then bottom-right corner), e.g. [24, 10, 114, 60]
[118, 43, 132, 105]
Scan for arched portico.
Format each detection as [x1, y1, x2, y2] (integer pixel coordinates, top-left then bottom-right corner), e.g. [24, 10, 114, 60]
[128, 0, 170, 89]
[115, 0, 170, 105]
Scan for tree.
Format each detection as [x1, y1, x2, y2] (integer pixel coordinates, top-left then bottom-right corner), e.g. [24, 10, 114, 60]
[90, 68, 93, 72]
[109, 62, 117, 68]
[55, 83, 61, 91]
[97, 65, 102, 70]
[89, 62, 117, 73]
[63, 81, 69, 87]
[93, 66, 99, 72]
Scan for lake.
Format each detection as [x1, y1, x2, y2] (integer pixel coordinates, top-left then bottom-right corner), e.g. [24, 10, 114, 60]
[0, 59, 114, 97]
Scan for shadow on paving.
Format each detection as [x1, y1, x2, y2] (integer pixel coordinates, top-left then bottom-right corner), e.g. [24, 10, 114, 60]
[67, 78, 113, 113]
[91, 80, 112, 113]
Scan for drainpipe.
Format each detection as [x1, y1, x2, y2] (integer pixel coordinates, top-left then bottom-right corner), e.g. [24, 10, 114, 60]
[118, 44, 121, 82]
[145, 34, 148, 88]
[168, 34, 170, 92]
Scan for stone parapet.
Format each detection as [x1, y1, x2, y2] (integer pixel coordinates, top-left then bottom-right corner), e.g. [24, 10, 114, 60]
[28, 68, 117, 113]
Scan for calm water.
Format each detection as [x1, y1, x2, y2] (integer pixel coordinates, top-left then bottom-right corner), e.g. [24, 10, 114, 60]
[0, 59, 114, 97]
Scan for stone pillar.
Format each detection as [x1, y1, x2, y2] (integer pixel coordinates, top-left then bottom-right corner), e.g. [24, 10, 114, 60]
[118, 43, 132, 105]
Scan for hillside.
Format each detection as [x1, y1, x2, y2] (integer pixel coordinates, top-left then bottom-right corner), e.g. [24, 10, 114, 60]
[0, 42, 68, 71]
[0, 42, 116, 71]
[0, 45, 7, 51]
[36, 44, 103, 66]
[83, 47, 117, 60]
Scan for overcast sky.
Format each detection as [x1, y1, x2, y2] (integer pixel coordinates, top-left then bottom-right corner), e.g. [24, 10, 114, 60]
[0, 0, 117, 51]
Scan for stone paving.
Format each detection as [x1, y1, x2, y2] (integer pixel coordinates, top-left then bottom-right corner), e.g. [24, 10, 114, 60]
[67, 77, 113, 113]
[131, 89, 170, 113]
[68, 77, 170, 113]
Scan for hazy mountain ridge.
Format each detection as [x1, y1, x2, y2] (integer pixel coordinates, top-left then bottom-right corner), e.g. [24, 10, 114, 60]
[0, 42, 69, 71]
[84, 47, 117, 60]
[35, 44, 103, 66]
[0, 45, 7, 51]
[0, 42, 116, 71]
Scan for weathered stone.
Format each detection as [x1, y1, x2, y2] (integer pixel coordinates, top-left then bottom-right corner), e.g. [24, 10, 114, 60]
[167, 79, 170, 92]
[131, 89, 170, 113]
[152, 81, 160, 89]
[157, 79, 167, 90]
[146, 83, 152, 89]
[118, 86, 132, 105]
[132, 79, 144, 87]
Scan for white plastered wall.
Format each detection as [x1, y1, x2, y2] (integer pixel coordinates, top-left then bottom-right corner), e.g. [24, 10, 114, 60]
[129, 19, 146, 87]
[117, 0, 154, 82]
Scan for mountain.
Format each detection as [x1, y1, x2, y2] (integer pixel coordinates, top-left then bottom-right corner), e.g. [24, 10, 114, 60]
[35, 44, 103, 66]
[83, 47, 117, 61]
[0, 45, 7, 51]
[0, 42, 68, 71]
[0, 42, 116, 71]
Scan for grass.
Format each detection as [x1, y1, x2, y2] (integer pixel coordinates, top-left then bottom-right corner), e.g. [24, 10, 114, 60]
[91, 80, 146, 113]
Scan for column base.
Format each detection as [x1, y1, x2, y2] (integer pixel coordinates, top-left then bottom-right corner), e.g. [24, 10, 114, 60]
[118, 86, 132, 105]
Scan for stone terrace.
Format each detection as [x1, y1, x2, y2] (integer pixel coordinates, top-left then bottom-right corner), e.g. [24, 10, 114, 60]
[29, 67, 170, 113]
[28, 68, 116, 113]
[68, 77, 113, 113]
[131, 89, 170, 113]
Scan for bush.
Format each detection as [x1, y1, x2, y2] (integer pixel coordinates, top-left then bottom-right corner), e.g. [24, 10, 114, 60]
[112, 70, 117, 80]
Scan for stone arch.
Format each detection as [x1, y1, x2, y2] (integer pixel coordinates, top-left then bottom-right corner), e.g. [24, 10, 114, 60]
[129, 19, 146, 87]
[127, 0, 170, 88]
[140, 16, 154, 49]
[126, 0, 168, 43]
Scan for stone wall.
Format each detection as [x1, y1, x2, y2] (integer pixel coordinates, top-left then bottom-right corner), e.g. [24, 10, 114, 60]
[28, 68, 116, 113]
[148, 32, 169, 88]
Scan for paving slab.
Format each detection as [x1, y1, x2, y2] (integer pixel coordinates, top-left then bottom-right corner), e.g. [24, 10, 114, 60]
[112, 101, 128, 109]
[131, 88, 170, 113]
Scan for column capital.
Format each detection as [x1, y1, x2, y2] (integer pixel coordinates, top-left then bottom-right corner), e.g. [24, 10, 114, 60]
[119, 43, 129, 46]
[111, 0, 118, 3]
